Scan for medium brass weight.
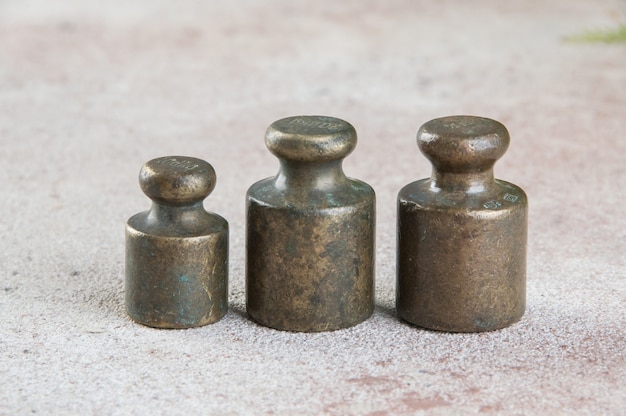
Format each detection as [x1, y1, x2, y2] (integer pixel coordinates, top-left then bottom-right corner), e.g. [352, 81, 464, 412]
[397, 116, 527, 332]
[125, 156, 228, 328]
[246, 115, 375, 332]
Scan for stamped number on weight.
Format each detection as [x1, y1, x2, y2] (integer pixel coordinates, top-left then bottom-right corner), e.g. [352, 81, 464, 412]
[483, 193, 519, 209]
[288, 117, 344, 130]
[157, 157, 199, 171]
[503, 193, 519, 202]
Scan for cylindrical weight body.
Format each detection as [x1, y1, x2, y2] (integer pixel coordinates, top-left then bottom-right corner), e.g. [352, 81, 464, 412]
[246, 115, 375, 332]
[125, 220, 228, 328]
[124, 156, 229, 329]
[396, 116, 528, 332]
[397, 180, 527, 332]
[247, 182, 375, 332]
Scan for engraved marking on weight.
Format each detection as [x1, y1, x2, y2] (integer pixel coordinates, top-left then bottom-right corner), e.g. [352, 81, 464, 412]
[442, 119, 473, 131]
[288, 118, 344, 130]
[483, 200, 502, 209]
[503, 193, 519, 203]
[157, 157, 199, 171]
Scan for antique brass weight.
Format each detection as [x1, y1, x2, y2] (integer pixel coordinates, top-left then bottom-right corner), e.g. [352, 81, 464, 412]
[125, 156, 228, 328]
[246, 115, 375, 332]
[397, 116, 527, 332]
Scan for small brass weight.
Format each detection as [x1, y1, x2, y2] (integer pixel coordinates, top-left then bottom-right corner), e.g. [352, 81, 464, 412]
[125, 156, 228, 328]
[397, 116, 527, 332]
[246, 115, 375, 332]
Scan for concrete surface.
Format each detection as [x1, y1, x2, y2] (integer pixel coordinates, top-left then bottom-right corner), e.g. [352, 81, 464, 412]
[1, 0, 625, 414]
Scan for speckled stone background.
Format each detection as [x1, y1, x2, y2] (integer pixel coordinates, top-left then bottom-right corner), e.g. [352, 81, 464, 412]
[1, 1, 625, 414]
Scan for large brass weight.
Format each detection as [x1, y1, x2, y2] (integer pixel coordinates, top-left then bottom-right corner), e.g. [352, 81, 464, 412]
[397, 116, 527, 332]
[246, 115, 376, 332]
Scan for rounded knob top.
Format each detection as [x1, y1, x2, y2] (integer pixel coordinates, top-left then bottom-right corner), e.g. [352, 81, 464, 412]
[265, 115, 357, 162]
[417, 116, 509, 173]
[139, 156, 216, 205]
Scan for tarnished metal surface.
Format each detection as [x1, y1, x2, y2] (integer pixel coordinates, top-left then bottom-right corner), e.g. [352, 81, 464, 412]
[125, 156, 228, 328]
[397, 116, 527, 332]
[246, 115, 375, 332]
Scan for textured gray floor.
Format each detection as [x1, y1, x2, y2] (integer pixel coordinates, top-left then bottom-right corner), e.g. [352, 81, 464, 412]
[1, 1, 625, 414]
